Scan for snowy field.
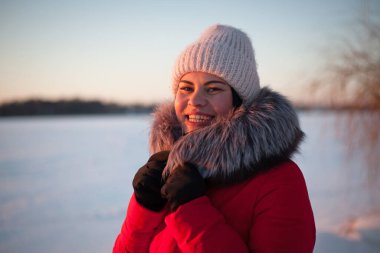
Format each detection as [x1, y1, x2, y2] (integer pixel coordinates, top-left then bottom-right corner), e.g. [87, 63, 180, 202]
[0, 112, 379, 253]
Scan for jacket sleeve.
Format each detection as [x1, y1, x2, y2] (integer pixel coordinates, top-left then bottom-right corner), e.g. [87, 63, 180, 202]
[249, 163, 316, 253]
[165, 196, 250, 253]
[113, 193, 167, 253]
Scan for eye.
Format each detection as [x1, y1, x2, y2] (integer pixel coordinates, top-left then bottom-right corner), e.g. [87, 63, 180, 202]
[179, 86, 193, 92]
[207, 87, 223, 94]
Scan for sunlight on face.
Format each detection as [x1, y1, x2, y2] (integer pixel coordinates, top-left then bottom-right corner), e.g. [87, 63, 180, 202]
[174, 72, 233, 133]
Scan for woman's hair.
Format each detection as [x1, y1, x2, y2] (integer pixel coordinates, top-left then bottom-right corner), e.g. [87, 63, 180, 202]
[231, 88, 243, 108]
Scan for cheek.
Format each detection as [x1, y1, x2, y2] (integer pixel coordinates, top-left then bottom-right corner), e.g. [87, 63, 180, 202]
[213, 94, 233, 115]
[174, 95, 186, 121]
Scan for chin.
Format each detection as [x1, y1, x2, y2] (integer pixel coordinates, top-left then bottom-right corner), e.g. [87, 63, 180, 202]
[184, 123, 210, 133]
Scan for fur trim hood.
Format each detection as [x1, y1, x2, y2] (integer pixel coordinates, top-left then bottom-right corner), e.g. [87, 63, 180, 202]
[149, 87, 304, 185]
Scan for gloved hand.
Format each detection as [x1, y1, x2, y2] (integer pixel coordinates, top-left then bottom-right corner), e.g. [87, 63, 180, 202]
[161, 163, 206, 211]
[132, 151, 169, 212]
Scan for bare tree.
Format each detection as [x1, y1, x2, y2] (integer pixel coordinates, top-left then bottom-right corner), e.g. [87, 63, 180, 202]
[310, 15, 380, 239]
[312, 18, 380, 185]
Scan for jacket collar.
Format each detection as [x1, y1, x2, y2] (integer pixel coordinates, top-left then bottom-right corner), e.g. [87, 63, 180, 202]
[149, 87, 304, 184]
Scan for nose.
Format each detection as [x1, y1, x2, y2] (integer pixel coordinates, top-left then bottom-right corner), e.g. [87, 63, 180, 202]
[188, 89, 207, 107]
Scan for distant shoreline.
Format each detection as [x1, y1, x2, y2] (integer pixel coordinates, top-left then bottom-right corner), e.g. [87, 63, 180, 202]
[0, 99, 155, 117]
[0, 99, 377, 117]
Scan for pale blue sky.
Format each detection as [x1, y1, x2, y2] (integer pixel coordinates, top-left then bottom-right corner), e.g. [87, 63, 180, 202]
[1, 0, 379, 104]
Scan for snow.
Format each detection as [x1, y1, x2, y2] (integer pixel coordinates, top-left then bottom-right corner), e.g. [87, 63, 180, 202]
[0, 112, 379, 253]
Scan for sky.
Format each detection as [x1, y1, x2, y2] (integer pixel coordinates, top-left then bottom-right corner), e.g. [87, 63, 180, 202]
[1, 0, 379, 105]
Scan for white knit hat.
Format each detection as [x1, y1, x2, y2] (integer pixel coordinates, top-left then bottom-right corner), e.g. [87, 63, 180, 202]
[172, 24, 260, 106]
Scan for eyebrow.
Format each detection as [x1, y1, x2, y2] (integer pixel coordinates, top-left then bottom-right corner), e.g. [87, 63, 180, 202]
[179, 80, 227, 86]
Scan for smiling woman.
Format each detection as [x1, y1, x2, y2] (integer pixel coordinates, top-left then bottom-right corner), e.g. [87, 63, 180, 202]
[113, 24, 316, 253]
[175, 72, 233, 133]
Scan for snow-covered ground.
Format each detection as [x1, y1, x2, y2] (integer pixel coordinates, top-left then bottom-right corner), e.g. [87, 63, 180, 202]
[297, 112, 380, 252]
[0, 112, 379, 253]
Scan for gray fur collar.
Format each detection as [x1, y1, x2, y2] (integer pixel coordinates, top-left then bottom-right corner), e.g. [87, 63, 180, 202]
[149, 87, 304, 185]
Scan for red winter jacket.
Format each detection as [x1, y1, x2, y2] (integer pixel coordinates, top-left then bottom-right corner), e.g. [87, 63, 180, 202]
[113, 160, 315, 253]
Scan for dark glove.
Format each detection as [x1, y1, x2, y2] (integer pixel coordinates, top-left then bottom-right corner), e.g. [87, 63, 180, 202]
[161, 163, 206, 211]
[133, 151, 169, 212]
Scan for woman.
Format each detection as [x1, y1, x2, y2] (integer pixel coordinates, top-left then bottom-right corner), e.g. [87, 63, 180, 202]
[113, 24, 315, 252]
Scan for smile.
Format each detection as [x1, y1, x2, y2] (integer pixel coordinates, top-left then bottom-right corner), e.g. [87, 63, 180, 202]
[187, 115, 213, 123]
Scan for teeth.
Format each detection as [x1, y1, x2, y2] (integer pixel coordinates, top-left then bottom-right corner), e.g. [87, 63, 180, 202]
[188, 115, 211, 122]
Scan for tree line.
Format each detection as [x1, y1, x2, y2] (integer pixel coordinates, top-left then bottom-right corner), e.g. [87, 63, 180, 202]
[0, 99, 155, 116]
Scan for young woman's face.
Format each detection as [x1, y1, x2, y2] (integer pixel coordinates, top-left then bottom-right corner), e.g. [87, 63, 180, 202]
[175, 72, 233, 133]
